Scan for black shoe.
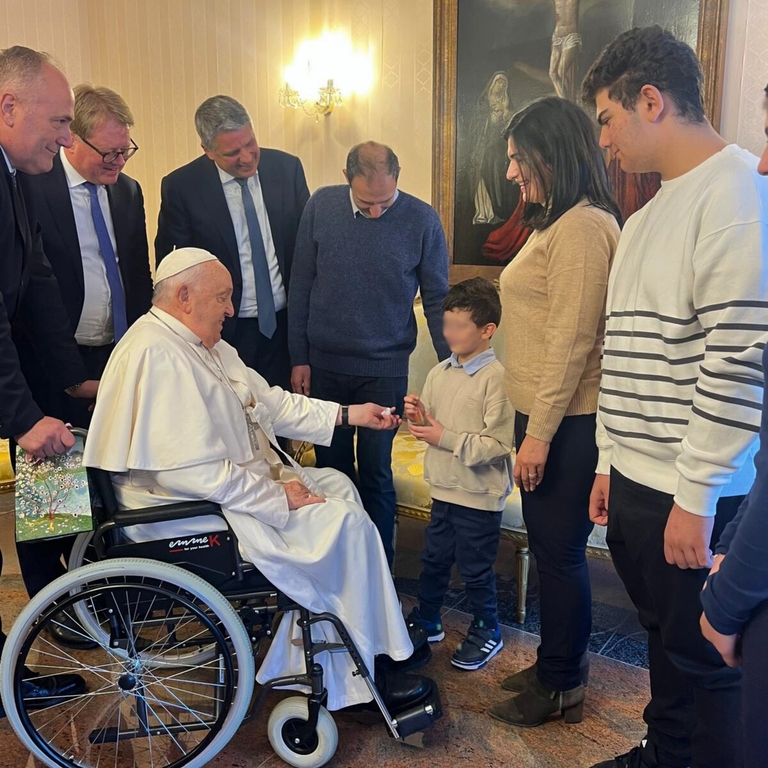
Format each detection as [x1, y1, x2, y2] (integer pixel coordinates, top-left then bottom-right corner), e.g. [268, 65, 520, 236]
[375, 634, 433, 673]
[405, 608, 444, 644]
[488, 677, 584, 727]
[0, 673, 87, 718]
[501, 657, 590, 693]
[45, 611, 98, 650]
[343, 670, 431, 717]
[590, 742, 680, 768]
[377, 669, 431, 712]
[451, 619, 503, 670]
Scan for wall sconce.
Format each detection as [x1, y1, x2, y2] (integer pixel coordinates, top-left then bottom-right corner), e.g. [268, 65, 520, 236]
[279, 31, 373, 119]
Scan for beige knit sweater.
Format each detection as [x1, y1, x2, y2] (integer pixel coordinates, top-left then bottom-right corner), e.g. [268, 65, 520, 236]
[499, 199, 619, 443]
[420, 357, 514, 512]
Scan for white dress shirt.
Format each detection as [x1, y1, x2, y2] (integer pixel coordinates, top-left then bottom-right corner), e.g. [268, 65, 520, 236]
[1, 145, 14, 175]
[218, 166, 286, 318]
[349, 187, 399, 217]
[61, 149, 122, 346]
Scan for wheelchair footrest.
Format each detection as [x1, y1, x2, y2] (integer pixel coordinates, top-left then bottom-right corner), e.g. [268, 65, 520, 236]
[391, 679, 443, 739]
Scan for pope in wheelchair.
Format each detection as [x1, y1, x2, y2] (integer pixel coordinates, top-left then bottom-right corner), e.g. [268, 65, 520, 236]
[0, 247, 441, 768]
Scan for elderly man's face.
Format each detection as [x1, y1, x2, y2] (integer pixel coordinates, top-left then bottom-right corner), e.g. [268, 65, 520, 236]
[0, 63, 74, 174]
[69, 116, 132, 185]
[185, 263, 235, 348]
[204, 123, 260, 179]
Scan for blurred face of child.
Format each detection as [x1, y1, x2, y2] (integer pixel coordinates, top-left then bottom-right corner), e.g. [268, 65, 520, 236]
[443, 308, 496, 359]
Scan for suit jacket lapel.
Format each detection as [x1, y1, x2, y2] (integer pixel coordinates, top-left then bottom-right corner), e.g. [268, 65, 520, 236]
[44, 156, 84, 291]
[198, 158, 241, 277]
[257, 160, 286, 279]
[106, 179, 129, 285]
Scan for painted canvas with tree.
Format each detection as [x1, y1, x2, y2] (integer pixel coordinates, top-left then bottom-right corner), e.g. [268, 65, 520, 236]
[15, 435, 93, 542]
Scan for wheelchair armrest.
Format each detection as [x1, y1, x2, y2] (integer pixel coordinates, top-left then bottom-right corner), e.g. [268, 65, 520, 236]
[110, 501, 225, 527]
[92, 501, 227, 559]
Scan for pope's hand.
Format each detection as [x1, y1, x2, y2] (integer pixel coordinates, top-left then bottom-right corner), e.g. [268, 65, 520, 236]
[283, 480, 325, 509]
[15, 417, 75, 459]
[292, 365, 311, 396]
[348, 403, 402, 431]
[69, 379, 99, 399]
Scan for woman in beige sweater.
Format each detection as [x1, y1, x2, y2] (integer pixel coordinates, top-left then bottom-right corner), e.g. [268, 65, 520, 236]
[487, 98, 621, 727]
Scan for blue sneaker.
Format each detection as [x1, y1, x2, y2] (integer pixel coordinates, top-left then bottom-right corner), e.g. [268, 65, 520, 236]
[406, 608, 445, 643]
[451, 619, 503, 670]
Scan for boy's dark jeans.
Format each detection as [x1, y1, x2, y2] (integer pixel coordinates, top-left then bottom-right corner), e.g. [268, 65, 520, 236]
[419, 499, 502, 626]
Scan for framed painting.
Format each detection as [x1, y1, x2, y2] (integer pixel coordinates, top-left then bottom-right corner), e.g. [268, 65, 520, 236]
[433, 0, 729, 282]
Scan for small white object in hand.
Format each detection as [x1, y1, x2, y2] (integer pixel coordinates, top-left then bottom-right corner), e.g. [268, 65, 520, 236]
[381, 407, 393, 417]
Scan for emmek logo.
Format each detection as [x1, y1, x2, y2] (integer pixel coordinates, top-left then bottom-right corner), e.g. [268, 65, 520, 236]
[168, 534, 221, 553]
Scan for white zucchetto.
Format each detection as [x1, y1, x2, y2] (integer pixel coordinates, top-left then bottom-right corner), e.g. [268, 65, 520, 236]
[154, 247, 219, 284]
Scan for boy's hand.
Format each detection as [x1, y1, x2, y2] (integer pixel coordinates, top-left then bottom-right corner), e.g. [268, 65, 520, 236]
[407, 413, 445, 446]
[403, 394, 422, 422]
[404, 394, 431, 426]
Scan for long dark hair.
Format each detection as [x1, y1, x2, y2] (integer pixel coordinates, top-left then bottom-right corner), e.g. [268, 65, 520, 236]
[503, 97, 622, 230]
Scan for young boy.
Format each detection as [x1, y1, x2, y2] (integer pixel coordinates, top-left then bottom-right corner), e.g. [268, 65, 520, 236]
[404, 277, 514, 670]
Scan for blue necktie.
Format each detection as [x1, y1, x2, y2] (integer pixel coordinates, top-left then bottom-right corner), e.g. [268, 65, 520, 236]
[84, 182, 128, 341]
[235, 177, 277, 339]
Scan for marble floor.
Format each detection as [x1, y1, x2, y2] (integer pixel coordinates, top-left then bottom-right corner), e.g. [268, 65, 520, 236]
[0, 490, 651, 767]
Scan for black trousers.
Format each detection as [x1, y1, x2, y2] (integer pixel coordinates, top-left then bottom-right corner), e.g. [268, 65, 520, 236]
[607, 469, 743, 768]
[742, 599, 768, 768]
[309, 367, 407, 567]
[14, 343, 112, 599]
[514, 412, 596, 691]
[230, 310, 290, 391]
[418, 499, 502, 625]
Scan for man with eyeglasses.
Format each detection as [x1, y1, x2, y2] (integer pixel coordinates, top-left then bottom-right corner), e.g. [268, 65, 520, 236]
[15, 83, 152, 646]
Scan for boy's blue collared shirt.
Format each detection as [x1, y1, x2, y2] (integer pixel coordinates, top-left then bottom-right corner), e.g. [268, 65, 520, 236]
[442, 348, 497, 375]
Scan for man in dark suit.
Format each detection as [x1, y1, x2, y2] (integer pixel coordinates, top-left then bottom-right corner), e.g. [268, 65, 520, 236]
[15, 85, 152, 626]
[18, 84, 152, 430]
[155, 95, 309, 390]
[0, 45, 97, 715]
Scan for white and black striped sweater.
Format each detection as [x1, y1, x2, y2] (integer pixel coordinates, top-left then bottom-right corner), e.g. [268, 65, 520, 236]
[596, 145, 768, 516]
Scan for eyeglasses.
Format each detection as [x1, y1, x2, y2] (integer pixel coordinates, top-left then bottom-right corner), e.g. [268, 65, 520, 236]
[78, 135, 139, 163]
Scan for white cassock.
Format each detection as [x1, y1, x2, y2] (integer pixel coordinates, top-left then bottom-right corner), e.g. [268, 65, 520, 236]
[83, 307, 413, 710]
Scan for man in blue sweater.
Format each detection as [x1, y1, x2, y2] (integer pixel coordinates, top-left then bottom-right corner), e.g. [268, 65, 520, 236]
[288, 141, 450, 566]
[700, 83, 768, 768]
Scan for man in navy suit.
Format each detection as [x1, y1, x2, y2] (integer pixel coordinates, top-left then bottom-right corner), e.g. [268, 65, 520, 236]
[19, 84, 152, 431]
[16, 85, 152, 638]
[0, 44, 95, 713]
[155, 95, 309, 390]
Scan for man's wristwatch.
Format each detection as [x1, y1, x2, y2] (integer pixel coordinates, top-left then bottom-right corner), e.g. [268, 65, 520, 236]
[65, 382, 84, 395]
[340, 405, 353, 429]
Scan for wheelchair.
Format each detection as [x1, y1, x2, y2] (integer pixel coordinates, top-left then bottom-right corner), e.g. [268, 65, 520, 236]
[0, 432, 443, 768]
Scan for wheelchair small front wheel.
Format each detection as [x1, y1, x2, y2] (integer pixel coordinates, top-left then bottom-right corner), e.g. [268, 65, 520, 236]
[267, 697, 338, 768]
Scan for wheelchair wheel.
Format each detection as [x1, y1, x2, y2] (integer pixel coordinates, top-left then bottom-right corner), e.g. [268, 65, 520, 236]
[68, 533, 219, 669]
[1, 558, 255, 768]
[267, 697, 338, 768]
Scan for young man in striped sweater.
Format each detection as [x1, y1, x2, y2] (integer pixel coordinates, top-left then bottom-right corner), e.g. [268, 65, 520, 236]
[582, 27, 768, 768]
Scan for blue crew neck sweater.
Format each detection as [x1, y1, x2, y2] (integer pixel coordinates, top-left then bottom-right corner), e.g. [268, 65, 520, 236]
[702, 346, 768, 636]
[288, 184, 450, 378]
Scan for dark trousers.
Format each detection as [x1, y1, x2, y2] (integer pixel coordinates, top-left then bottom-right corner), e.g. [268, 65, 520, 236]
[14, 342, 111, 598]
[742, 599, 768, 768]
[514, 412, 596, 691]
[231, 310, 290, 391]
[419, 499, 502, 625]
[310, 366, 407, 567]
[608, 469, 744, 768]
